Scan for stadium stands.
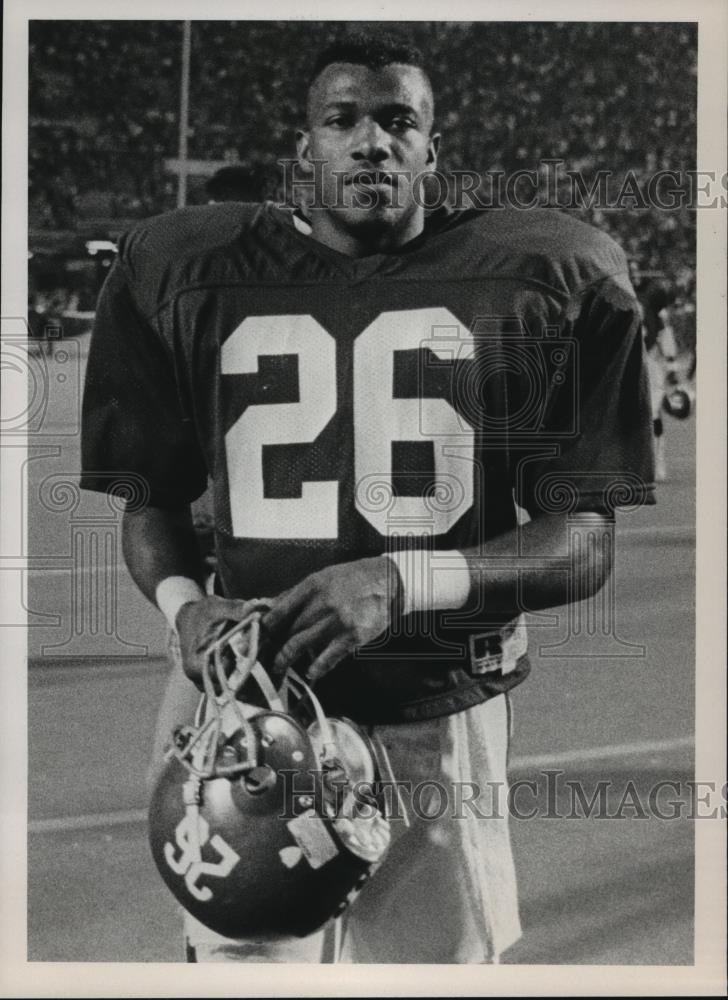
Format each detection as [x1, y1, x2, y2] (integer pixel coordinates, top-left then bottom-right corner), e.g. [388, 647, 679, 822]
[29, 21, 696, 281]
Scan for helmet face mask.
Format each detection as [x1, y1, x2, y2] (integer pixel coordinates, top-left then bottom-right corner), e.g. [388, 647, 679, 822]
[148, 606, 395, 940]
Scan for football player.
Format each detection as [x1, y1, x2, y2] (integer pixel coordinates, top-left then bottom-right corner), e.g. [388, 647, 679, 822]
[81, 30, 656, 963]
[628, 258, 681, 482]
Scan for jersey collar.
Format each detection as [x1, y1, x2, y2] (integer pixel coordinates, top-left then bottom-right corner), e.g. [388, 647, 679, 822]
[264, 202, 458, 280]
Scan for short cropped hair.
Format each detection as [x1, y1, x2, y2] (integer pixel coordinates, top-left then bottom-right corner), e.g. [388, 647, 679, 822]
[309, 29, 429, 90]
[306, 29, 434, 129]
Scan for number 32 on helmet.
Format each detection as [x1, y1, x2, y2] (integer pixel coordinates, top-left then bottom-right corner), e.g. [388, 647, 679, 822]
[148, 604, 400, 940]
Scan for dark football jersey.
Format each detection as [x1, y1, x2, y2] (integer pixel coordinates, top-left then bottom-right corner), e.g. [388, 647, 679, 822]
[81, 202, 655, 723]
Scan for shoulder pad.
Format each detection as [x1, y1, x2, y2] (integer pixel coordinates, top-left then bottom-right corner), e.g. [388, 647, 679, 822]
[117, 203, 262, 316]
[452, 207, 631, 299]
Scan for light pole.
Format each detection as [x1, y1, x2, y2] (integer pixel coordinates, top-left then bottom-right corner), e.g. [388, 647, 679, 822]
[177, 20, 192, 208]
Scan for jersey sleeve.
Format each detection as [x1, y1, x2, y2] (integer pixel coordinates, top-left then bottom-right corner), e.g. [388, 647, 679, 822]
[517, 271, 656, 514]
[80, 261, 208, 508]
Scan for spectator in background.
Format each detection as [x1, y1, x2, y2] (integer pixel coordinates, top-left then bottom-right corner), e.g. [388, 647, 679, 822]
[629, 259, 680, 482]
[673, 266, 697, 380]
[28, 287, 69, 356]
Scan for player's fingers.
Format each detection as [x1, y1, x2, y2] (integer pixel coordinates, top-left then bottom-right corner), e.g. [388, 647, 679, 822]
[262, 580, 314, 633]
[193, 618, 234, 654]
[273, 621, 329, 673]
[185, 642, 234, 691]
[178, 597, 252, 652]
[262, 585, 309, 634]
[307, 641, 351, 683]
[209, 596, 257, 620]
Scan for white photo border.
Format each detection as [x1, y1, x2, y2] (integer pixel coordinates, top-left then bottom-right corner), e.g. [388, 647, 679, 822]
[2, 0, 725, 995]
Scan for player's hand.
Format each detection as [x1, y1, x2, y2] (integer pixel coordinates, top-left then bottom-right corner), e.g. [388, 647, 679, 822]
[175, 595, 253, 690]
[263, 557, 403, 682]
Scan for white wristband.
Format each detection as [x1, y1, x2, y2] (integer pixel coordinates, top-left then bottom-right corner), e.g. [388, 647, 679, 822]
[155, 576, 205, 629]
[385, 549, 471, 616]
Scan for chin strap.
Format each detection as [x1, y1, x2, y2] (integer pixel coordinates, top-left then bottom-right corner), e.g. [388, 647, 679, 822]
[282, 669, 338, 766]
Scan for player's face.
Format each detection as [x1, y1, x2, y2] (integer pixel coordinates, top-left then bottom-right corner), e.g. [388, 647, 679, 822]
[297, 63, 439, 254]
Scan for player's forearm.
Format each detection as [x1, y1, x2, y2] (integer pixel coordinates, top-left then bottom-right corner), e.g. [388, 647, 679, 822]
[388, 511, 613, 619]
[460, 511, 613, 615]
[121, 504, 207, 607]
[122, 506, 265, 686]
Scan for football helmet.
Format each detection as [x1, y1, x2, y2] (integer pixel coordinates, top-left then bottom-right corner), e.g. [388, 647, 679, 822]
[662, 385, 693, 420]
[148, 602, 398, 940]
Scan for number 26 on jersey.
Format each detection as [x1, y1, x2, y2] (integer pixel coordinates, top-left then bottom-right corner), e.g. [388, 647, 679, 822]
[221, 308, 476, 540]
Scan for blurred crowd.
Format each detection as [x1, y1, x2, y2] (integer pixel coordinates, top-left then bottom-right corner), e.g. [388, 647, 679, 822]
[29, 20, 696, 290]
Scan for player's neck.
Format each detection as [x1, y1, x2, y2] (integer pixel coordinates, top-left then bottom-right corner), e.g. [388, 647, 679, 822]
[306, 209, 426, 258]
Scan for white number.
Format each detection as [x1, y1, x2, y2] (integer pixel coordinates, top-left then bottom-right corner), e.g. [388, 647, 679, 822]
[164, 814, 240, 902]
[354, 308, 475, 535]
[221, 315, 338, 538]
[222, 309, 475, 539]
